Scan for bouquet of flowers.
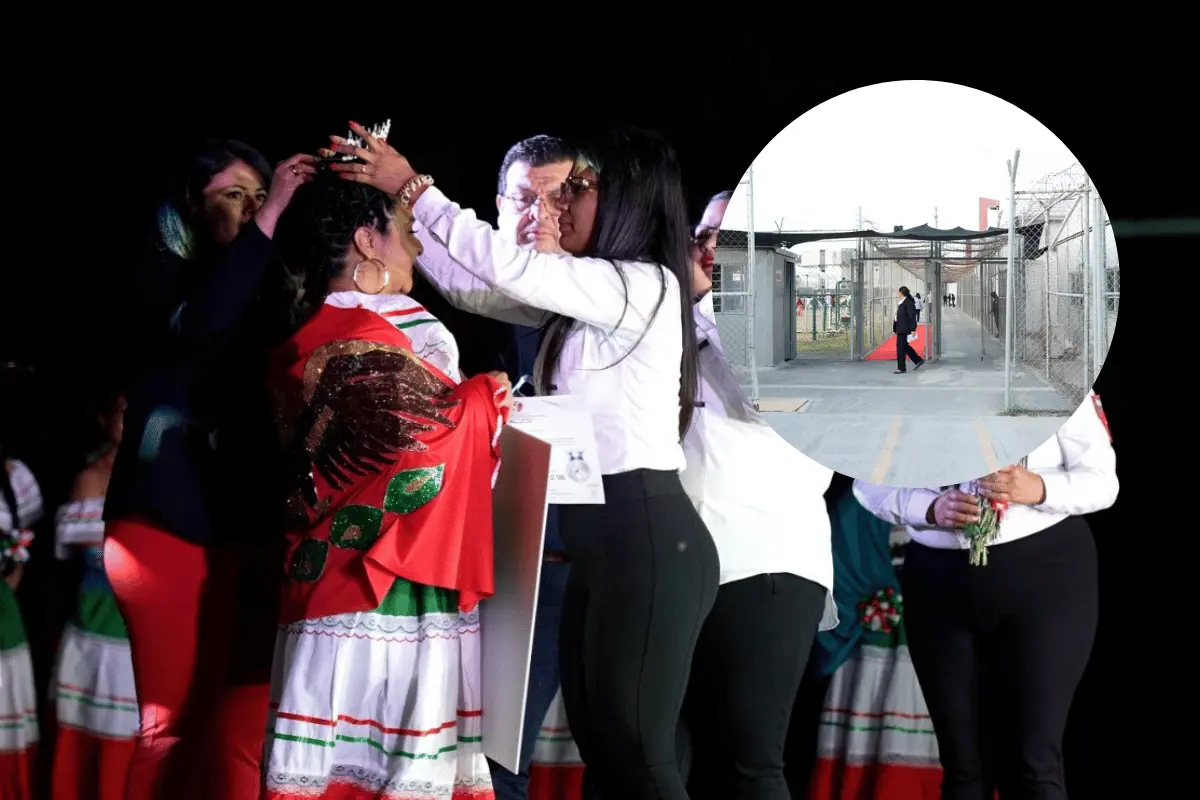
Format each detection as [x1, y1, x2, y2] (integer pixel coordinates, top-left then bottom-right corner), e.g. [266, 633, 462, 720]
[961, 479, 1007, 566]
[0, 527, 34, 572]
[859, 587, 903, 636]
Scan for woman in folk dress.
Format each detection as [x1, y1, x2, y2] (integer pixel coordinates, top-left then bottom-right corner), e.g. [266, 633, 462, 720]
[262, 174, 513, 800]
[0, 454, 43, 799]
[527, 691, 583, 800]
[51, 394, 140, 800]
[804, 481, 941, 800]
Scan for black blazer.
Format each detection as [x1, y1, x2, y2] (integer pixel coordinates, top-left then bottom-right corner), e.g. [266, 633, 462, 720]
[105, 222, 284, 545]
[895, 295, 918, 336]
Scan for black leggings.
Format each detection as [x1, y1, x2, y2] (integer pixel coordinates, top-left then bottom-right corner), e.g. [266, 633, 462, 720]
[901, 516, 1098, 800]
[683, 573, 827, 800]
[558, 469, 721, 800]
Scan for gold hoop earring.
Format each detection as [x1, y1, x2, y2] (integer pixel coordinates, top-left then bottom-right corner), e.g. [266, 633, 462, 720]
[352, 258, 390, 295]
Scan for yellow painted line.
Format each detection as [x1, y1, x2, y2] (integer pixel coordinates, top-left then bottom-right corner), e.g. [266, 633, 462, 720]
[975, 419, 1000, 474]
[869, 416, 903, 484]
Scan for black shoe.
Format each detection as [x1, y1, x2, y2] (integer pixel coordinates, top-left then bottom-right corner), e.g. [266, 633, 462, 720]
[914, 361, 924, 370]
[894, 369, 906, 374]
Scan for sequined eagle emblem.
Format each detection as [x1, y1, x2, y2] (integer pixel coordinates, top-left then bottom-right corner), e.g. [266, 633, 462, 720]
[285, 340, 460, 512]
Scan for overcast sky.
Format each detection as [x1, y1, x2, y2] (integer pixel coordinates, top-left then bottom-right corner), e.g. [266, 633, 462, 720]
[720, 81, 1088, 263]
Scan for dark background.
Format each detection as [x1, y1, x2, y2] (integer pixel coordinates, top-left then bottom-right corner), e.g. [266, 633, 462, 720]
[0, 49, 1187, 796]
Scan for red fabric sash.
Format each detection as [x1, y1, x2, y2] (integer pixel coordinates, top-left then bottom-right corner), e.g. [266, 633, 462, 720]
[268, 304, 506, 624]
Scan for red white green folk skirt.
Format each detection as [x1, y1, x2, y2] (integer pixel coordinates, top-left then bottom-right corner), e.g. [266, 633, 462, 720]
[527, 691, 582, 800]
[263, 578, 494, 800]
[810, 643, 941, 800]
[0, 582, 37, 800]
[49, 542, 139, 800]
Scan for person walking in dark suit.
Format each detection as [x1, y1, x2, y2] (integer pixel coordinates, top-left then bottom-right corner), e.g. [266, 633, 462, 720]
[894, 285, 924, 374]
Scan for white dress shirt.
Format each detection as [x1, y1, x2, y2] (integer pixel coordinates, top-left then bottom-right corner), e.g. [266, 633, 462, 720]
[852, 391, 1117, 549]
[412, 186, 686, 476]
[682, 293, 837, 629]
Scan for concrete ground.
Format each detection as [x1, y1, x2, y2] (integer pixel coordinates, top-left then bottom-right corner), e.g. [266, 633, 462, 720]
[745, 307, 1076, 487]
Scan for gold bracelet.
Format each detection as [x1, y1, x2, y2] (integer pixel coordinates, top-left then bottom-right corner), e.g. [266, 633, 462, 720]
[398, 174, 434, 209]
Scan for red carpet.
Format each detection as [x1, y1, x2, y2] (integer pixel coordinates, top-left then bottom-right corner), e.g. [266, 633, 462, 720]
[865, 325, 931, 361]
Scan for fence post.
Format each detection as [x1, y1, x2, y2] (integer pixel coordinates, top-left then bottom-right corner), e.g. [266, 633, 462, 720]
[854, 208, 864, 360]
[1004, 150, 1019, 412]
[745, 165, 759, 404]
[1081, 179, 1091, 396]
[1043, 205, 1051, 381]
[979, 259, 985, 360]
[1092, 194, 1105, 376]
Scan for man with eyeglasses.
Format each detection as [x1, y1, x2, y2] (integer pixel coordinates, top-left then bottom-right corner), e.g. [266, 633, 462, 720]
[497, 135, 574, 251]
[489, 134, 576, 800]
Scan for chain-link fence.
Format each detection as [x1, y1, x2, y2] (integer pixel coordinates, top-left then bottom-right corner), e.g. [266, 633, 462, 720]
[710, 157, 1117, 413]
[954, 258, 1005, 341]
[790, 242, 855, 361]
[709, 170, 759, 399]
[712, 230, 939, 365]
[795, 286, 854, 359]
[955, 162, 1119, 407]
[710, 226, 754, 367]
[860, 246, 933, 358]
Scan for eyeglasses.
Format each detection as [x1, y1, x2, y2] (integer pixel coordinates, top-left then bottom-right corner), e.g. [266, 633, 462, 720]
[501, 187, 566, 212]
[561, 175, 600, 200]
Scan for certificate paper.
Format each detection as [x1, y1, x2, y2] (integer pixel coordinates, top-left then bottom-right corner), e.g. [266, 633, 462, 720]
[506, 396, 606, 505]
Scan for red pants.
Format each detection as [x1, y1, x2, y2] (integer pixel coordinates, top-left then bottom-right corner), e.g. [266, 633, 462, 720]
[103, 518, 279, 800]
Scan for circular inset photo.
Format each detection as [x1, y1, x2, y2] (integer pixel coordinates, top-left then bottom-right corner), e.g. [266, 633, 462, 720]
[707, 80, 1119, 487]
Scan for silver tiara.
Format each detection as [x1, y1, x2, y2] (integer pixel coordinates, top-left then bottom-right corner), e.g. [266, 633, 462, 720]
[343, 120, 391, 153]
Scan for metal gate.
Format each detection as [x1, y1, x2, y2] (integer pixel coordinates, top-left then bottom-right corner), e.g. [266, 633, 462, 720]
[794, 289, 853, 360]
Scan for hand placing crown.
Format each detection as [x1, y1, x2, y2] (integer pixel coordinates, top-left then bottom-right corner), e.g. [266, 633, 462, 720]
[324, 121, 432, 209]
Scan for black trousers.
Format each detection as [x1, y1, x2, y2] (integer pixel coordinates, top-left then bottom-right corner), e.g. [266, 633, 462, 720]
[558, 469, 721, 800]
[683, 573, 826, 800]
[896, 335, 923, 371]
[901, 517, 1098, 800]
[782, 672, 833, 797]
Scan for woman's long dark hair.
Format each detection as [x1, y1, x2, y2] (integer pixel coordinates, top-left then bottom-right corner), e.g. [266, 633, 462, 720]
[536, 127, 700, 439]
[270, 176, 400, 333]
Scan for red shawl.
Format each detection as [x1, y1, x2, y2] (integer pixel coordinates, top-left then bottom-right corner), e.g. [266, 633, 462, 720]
[268, 303, 507, 624]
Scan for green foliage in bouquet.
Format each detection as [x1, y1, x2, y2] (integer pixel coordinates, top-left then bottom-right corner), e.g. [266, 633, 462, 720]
[961, 492, 1003, 567]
